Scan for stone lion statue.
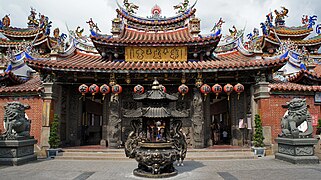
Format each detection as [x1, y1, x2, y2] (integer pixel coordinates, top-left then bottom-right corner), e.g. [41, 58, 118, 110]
[1, 102, 31, 140]
[279, 98, 313, 138]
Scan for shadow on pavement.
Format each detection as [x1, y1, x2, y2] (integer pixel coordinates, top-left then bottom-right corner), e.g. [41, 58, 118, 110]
[175, 160, 205, 173]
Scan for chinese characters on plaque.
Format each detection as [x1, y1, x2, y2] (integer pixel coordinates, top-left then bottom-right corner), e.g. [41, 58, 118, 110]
[125, 46, 187, 62]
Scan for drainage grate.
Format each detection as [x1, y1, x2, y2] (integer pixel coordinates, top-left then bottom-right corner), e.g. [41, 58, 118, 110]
[217, 172, 238, 180]
[73, 172, 95, 180]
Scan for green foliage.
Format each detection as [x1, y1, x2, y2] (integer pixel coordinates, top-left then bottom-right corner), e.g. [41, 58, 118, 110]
[317, 119, 321, 129]
[48, 114, 60, 149]
[253, 114, 264, 147]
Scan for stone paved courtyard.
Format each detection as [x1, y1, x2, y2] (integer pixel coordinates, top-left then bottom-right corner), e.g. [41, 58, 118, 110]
[0, 156, 321, 180]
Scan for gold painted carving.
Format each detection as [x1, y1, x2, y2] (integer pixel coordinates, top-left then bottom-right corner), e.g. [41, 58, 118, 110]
[125, 46, 187, 62]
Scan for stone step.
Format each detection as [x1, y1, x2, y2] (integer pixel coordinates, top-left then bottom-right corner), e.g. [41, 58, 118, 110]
[56, 147, 256, 160]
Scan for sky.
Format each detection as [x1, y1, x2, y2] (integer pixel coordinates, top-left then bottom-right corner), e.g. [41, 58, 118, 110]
[0, 0, 321, 37]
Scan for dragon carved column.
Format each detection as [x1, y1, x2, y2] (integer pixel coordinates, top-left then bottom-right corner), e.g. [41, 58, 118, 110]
[107, 94, 122, 148]
[191, 88, 204, 148]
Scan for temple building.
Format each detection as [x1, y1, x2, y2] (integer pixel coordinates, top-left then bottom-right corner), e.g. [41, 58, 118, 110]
[1, 1, 321, 155]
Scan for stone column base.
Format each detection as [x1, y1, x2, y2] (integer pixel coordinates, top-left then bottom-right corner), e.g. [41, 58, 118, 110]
[0, 139, 37, 166]
[275, 137, 319, 164]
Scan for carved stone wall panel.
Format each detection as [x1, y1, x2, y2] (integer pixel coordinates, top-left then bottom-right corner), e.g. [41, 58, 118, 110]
[295, 146, 314, 156]
[278, 144, 295, 155]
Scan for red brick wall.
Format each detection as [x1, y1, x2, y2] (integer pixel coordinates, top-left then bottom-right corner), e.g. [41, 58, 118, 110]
[258, 94, 321, 143]
[0, 96, 43, 145]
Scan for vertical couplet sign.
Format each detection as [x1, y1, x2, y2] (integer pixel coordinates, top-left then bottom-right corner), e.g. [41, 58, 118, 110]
[125, 46, 187, 62]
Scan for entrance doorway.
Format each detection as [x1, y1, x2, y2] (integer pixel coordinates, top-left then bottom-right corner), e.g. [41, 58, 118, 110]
[81, 99, 103, 145]
[210, 96, 231, 145]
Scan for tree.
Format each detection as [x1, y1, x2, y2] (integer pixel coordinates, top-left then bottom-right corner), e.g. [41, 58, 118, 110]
[48, 114, 60, 149]
[253, 114, 264, 147]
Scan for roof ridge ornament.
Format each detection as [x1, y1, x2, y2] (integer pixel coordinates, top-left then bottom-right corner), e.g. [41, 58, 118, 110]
[123, 0, 139, 14]
[174, 0, 190, 14]
[274, 7, 289, 27]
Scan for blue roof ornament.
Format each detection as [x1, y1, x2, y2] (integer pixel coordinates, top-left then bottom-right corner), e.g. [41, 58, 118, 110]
[316, 24, 321, 34]
[86, 18, 101, 37]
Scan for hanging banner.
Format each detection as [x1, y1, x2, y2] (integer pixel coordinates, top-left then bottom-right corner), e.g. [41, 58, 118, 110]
[125, 46, 187, 62]
[311, 113, 318, 126]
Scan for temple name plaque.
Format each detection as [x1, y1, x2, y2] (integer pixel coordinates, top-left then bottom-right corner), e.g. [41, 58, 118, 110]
[125, 46, 187, 62]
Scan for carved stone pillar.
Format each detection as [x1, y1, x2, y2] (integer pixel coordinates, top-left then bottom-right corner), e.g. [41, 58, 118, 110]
[40, 82, 55, 155]
[101, 97, 109, 146]
[254, 82, 270, 100]
[191, 89, 204, 148]
[107, 94, 122, 148]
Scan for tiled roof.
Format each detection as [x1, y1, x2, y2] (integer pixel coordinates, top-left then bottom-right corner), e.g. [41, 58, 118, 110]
[265, 35, 321, 46]
[91, 27, 220, 46]
[0, 35, 49, 48]
[269, 81, 321, 92]
[26, 50, 287, 73]
[117, 8, 196, 26]
[287, 70, 321, 82]
[270, 26, 312, 37]
[0, 27, 41, 38]
[0, 38, 21, 47]
[0, 74, 43, 93]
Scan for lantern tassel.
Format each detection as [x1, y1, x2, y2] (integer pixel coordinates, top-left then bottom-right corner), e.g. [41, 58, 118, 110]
[227, 95, 230, 101]
[102, 95, 105, 101]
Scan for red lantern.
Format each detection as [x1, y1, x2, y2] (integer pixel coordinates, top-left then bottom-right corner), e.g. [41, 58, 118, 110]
[159, 84, 166, 93]
[234, 83, 244, 100]
[112, 84, 123, 95]
[134, 84, 144, 94]
[89, 84, 99, 100]
[200, 84, 211, 96]
[100, 84, 110, 100]
[212, 84, 222, 99]
[178, 84, 189, 96]
[78, 84, 89, 96]
[224, 84, 234, 101]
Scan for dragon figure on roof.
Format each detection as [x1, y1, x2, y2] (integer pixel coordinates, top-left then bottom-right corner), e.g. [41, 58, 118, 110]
[123, 0, 139, 14]
[174, 0, 189, 14]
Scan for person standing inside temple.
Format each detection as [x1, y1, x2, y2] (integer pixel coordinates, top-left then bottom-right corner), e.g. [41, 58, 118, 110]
[222, 129, 228, 144]
[210, 120, 220, 145]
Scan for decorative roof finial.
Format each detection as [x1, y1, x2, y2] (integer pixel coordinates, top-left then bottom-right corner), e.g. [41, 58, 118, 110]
[151, 4, 161, 18]
[152, 77, 160, 90]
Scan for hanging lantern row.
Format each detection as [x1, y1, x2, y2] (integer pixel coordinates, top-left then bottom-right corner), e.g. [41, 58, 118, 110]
[78, 83, 122, 100]
[197, 83, 244, 101]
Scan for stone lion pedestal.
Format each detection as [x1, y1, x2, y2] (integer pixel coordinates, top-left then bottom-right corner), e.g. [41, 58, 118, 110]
[0, 139, 37, 166]
[275, 137, 319, 164]
[0, 102, 37, 165]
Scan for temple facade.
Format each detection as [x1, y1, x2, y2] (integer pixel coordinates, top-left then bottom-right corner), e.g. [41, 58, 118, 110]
[1, 1, 321, 155]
